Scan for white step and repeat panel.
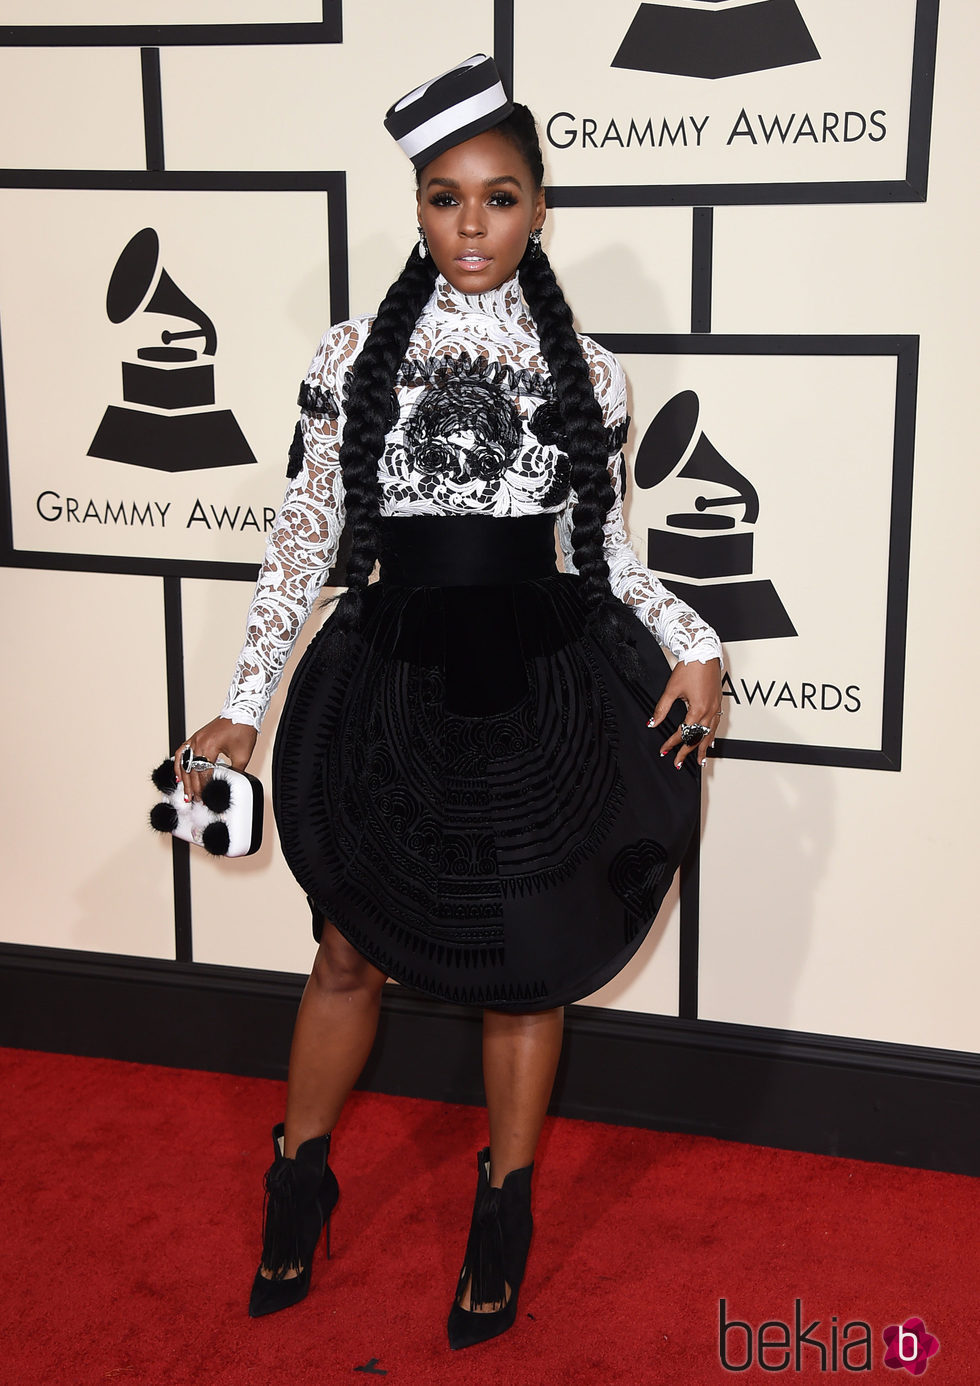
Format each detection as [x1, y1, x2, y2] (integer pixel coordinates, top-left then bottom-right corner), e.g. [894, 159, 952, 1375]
[2, 189, 336, 568]
[518, 0, 933, 202]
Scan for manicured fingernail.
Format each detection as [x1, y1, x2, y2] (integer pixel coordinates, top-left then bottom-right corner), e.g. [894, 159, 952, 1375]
[184, 794, 191, 803]
[660, 748, 668, 757]
[674, 761, 682, 769]
[646, 717, 657, 727]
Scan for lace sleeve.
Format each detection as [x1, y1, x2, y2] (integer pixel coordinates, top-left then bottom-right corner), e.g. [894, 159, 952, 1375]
[218, 321, 362, 730]
[557, 339, 723, 667]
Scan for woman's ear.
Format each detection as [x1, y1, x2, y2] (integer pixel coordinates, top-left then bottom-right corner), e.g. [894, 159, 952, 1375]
[533, 187, 547, 232]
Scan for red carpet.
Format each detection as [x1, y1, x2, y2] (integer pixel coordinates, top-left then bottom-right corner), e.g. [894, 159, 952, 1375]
[1, 1046, 975, 1385]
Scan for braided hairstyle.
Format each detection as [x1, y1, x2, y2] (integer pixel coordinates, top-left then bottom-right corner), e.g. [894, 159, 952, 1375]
[331, 102, 638, 670]
[329, 245, 438, 632]
[501, 108, 640, 669]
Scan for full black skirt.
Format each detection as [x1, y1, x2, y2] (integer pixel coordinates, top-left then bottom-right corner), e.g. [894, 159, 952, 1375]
[272, 565, 700, 1012]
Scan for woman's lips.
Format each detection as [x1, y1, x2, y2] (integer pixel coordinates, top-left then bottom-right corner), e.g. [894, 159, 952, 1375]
[456, 252, 492, 272]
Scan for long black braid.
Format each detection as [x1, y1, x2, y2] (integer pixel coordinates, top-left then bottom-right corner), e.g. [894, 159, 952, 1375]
[516, 239, 639, 670]
[329, 102, 638, 671]
[329, 245, 438, 633]
[499, 106, 640, 670]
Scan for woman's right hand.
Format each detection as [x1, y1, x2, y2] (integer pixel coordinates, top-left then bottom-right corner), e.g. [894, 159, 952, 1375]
[173, 717, 258, 803]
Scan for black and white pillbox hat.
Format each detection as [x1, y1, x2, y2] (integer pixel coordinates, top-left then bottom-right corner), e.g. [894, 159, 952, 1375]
[384, 54, 514, 171]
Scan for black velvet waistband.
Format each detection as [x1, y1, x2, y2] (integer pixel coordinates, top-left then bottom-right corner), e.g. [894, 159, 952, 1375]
[377, 514, 558, 586]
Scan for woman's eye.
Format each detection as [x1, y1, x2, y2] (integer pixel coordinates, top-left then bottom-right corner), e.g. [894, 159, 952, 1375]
[427, 190, 517, 208]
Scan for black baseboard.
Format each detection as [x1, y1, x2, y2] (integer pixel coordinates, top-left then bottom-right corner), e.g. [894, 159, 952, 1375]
[1, 943, 977, 1176]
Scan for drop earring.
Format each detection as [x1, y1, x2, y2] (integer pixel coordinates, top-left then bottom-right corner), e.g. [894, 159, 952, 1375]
[529, 228, 543, 256]
[418, 225, 428, 259]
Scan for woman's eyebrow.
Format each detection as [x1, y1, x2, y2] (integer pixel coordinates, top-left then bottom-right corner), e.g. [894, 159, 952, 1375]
[424, 175, 524, 191]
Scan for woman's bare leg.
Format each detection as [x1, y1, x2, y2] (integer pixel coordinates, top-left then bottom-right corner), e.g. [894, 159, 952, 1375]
[483, 1006, 564, 1184]
[456, 1005, 565, 1310]
[257, 921, 387, 1281]
[282, 920, 388, 1156]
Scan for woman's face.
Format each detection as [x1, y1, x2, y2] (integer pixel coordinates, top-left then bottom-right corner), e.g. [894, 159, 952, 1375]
[416, 129, 546, 295]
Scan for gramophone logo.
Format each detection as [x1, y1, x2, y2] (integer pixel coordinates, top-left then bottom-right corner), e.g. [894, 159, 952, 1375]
[612, 0, 820, 80]
[88, 227, 256, 473]
[635, 390, 795, 642]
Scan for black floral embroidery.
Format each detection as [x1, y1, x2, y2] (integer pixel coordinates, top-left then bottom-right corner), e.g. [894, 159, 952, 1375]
[290, 382, 343, 476]
[404, 377, 524, 486]
[383, 387, 401, 434]
[530, 403, 629, 459]
[297, 380, 340, 418]
[529, 398, 566, 449]
[397, 351, 553, 399]
[538, 454, 571, 508]
[606, 416, 631, 454]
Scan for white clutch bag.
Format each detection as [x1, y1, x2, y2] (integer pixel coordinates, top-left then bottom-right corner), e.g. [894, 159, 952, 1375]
[149, 755, 264, 857]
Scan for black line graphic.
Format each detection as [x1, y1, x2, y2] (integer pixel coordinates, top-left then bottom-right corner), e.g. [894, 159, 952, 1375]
[691, 208, 713, 333]
[494, 0, 515, 100]
[326, 173, 350, 325]
[163, 575, 193, 962]
[140, 48, 164, 173]
[678, 814, 701, 1019]
[680, 201, 714, 1020]
[0, 317, 12, 559]
[905, 0, 941, 199]
[880, 342, 919, 772]
[0, 2, 342, 47]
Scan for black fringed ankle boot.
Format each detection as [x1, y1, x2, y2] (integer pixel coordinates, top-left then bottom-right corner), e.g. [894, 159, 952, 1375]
[447, 1146, 534, 1350]
[247, 1121, 340, 1318]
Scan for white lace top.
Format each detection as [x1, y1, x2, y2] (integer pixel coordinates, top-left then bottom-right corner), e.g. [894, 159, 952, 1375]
[220, 273, 722, 729]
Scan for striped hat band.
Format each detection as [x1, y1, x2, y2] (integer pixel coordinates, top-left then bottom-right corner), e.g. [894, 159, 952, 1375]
[384, 54, 514, 171]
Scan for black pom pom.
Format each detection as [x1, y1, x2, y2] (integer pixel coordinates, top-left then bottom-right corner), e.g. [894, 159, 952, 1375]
[201, 776, 232, 814]
[201, 821, 231, 856]
[149, 802, 179, 834]
[151, 759, 178, 793]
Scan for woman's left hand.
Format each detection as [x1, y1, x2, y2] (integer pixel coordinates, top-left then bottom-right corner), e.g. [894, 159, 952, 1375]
[647, 656, 724, 769]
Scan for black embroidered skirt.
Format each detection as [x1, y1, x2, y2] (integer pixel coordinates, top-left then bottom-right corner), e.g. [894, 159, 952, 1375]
[272, 514, 700, 1012]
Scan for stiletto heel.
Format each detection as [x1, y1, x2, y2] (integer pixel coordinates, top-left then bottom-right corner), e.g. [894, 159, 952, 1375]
[447, 1146, 534, 1350]
[247, 1121, 340, 1318]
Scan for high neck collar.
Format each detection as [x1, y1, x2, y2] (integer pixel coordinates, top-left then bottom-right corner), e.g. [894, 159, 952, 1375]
[431, 272, 525, 326]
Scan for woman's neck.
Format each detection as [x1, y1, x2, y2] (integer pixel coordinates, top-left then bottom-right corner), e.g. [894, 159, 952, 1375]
[432, 272, 526, 327]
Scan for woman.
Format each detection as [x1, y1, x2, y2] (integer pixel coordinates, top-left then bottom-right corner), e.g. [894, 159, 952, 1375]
[175, 55, 723, 1351]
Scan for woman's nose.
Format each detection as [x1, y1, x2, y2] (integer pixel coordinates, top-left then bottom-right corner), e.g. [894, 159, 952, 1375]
[457, 200, 487, 237]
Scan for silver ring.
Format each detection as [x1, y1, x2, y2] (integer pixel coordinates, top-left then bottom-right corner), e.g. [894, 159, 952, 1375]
[680, 722, 711, 747]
